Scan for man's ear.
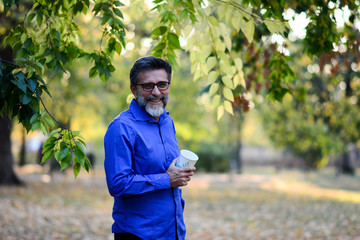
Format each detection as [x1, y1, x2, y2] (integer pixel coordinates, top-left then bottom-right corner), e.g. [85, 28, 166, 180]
[130, 85, 137, 97]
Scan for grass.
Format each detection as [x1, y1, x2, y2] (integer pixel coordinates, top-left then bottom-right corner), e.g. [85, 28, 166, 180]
[1, 166, 360, 240]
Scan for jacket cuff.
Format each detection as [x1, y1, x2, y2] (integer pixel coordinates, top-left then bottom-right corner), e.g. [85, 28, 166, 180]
[154, 173, 171, 190]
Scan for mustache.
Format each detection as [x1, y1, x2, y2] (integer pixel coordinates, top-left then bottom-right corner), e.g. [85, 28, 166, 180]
[146, 95, 164, 101]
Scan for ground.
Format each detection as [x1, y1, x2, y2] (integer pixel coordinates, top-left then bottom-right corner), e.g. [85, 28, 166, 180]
[1, 166, 360, 240]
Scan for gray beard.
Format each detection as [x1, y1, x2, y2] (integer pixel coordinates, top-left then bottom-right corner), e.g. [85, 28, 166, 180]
[136, 92, 170, 118]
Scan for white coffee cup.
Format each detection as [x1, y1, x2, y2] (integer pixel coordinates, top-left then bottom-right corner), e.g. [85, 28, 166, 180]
[176, 149, 199, 168]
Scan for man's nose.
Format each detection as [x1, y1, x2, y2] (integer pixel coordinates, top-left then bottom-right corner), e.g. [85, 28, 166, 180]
[151, 85, 161, 95]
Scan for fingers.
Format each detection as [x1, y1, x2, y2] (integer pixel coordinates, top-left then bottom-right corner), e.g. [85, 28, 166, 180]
[182, 166, 196, 172]
[170, 158, 178, 166]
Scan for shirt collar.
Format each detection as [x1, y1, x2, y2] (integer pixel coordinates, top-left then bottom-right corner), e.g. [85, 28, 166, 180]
[129, 99, 169, 123]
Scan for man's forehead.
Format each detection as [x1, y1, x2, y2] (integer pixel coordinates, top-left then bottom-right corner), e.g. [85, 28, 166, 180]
[138, 69, 168, 82]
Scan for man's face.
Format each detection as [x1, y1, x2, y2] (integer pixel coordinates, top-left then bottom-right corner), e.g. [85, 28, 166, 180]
[130, 69, 170, 119]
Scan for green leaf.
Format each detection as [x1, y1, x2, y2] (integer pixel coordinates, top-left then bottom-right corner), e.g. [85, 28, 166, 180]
[58, 146, 70, 161]
[35, 61, 45, 74]
[151, 26, 168, 36]
[12, 73, 27, 93]
[27, 13, 36, 23]
[84, 158, 90, 172]
[167, 33, 181, 49]
[75, 141, 86, 154]
[115, 41, 122, 54]
[21, 94, 31, 105]
[41, 144, 53, 154]
[114, 0, 125, 7]
[77, 138, 87, 147]
[74, 148, 85, 165]
[41, 151, 53, 164]
[73, 162, 81, 178]
[60, 153, 72, 170]
[101, 14, 111, 25]
[113, 8, 123, 19]
[40, 121, 48, 135]
[43, 115, 55, 127]
[31, 120, 40, 131]
[48, 128, 61, 138]
[70, 130, 81, 137]
[89, 66, 97, 78]
[152, 43, 166, 53]
[27, 78, 36, 93]
[54, 150, 60, 162]
[24, 38, 32, 49]
[167, 53, 177, 66]
[43, 136, 57, 148]
[30, 113, 39, 124]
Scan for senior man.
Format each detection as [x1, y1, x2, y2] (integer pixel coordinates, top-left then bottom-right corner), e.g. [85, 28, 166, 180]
[104, 56, 196, 240]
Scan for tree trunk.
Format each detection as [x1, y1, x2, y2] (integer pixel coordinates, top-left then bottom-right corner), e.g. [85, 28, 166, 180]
[235, 139, 242, 174]
[341, 151, 355, 175]
[0, 44, 24, 185]
[19, 128, 27, 166]
[0, 114, 24, 185]
[233, 112, 243, 174]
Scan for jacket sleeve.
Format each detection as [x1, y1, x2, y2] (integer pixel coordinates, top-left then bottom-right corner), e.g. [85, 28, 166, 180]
[104, 120, 171, 197]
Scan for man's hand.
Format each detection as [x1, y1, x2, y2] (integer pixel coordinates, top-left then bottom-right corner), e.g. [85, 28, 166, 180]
[166, 158, 196, 188]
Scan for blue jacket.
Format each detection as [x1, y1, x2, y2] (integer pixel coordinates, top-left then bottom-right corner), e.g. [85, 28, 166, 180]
[104, 99, 185, 240]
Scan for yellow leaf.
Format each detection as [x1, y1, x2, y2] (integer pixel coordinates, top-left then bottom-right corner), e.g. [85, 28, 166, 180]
[233, 74, 240, 87]
[234, 58, 243, 71]
[264, 20, 277, 34]
[185, 36, 194, 51]
[239, 71, 246, 88]
[209, 83, 219, 96]
[190, 51, 197, 64]
[217, 4, 227, 20]
[222, 76, 234, 89]
[225, 8, 233, 25]
[217, 105, 224, 121]
[207, 71, 219, 84]
[208, 16, 219, 27]
[200, 62, 208, 75]
[194, 69, 202, 80]
[223, 87, 234, 101]
[202, 45, 213, 59]
[212, 95, 221, 108]
[220, 61, 233, 77]
[191, 62, 198, 74]
[12, 68, 25, 74]
[231, 12, 241, 31]
[215, 39, 225, 52]
[224, 100, 234, 115]
[243, 19, 255, 43]
[183, 25, 193, 38]
[206, 57, 217, 71]
[224, 35, 232, 51]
